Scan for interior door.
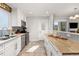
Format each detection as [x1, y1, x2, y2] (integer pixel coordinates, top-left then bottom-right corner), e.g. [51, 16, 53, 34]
[29, 19, 40, 41]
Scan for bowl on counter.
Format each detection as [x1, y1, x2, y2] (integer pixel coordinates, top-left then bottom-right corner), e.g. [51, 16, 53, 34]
[48, 34, 68, 40]
[48, 34, 60, 38]
[58, 36, 68, 40]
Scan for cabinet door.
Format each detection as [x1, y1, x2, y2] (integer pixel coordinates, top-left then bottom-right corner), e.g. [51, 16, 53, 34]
[50, 42, 62, 56]
[17, 37, 21, 51]
[11, 9, 18, 26]
[0, 44, 4, 56]
[44, 37, 52, 56]
[44, 36, 62, 56]
[16, 37, 21, 55]
[4, 40, 16, 56]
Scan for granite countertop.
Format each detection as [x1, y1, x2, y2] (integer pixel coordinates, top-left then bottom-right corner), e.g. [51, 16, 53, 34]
[47, 34, 79, 55]
[0, 33, 25, 45]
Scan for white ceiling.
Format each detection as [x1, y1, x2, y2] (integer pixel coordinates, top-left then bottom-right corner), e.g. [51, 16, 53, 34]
[7, 3, 79, 17]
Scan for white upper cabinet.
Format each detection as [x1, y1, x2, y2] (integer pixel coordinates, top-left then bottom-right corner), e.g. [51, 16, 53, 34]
[11, 8, 26, 26]
[11, 8, 18, 26]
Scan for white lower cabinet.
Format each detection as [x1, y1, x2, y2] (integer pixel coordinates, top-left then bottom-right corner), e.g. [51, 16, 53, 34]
[44, 36, 62, 56]
[5, 37, 22, 56]
[4, 39, 16, 56]
[0, 35, 23, 56]
[44, 39, 51, 56]
[4, 37, 21, 56]
[50, 42, 62, 56]
[16, 37, 21, 55]
[45, 41, 54, 56]
[0, 44, 4, 56]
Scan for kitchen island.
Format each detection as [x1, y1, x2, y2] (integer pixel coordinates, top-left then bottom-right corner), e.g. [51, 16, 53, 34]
[44, 33, 79, 56]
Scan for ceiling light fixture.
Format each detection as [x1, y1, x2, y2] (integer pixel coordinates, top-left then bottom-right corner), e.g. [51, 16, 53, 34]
[75, 14, 79, 18]
[69, 8, 79, 19]
[69, 16, 74, 19]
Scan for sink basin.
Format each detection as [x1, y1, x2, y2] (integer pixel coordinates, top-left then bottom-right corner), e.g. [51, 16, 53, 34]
[0, 37, 9, 40]
[0, 36, 15, 40]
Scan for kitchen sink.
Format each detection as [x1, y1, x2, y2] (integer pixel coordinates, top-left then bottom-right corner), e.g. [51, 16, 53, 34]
[0, 37, 9, 40]
[0, 35, 15, 40]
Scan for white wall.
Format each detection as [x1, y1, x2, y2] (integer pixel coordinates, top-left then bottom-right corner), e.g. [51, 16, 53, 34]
[26, 16, 49, 41]
[48, 15, 54, 33]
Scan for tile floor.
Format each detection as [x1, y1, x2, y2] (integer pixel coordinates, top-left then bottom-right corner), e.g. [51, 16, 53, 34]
[18, 40, 47, 56]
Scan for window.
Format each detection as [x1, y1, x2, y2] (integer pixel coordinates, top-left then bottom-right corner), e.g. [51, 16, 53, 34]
[0, 8, 10, 28]
[53, 21, 59, 30]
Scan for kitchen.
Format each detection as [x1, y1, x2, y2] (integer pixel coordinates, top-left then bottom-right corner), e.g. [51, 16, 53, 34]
[0, 3, 29, 56]
[1, 3, 79, 56]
